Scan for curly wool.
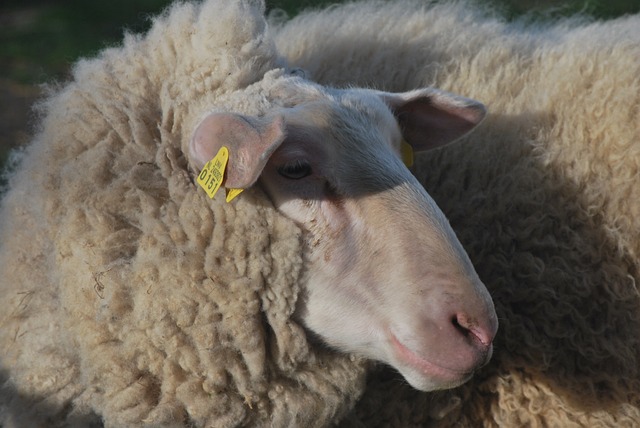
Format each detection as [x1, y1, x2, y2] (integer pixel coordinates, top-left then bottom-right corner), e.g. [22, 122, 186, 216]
[275, 1, 640, 426]
[0, 1, 367, 427]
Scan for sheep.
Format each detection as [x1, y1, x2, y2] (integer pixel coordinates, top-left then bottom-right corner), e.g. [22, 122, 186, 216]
[0, 0, 499, 426]
[274, 0, 640, 426]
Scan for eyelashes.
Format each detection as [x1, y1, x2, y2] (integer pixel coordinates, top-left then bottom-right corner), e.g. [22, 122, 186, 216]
[277, 159, 312, 179]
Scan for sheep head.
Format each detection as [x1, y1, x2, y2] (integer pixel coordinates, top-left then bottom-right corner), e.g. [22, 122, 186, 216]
[188, 75, 498, 392]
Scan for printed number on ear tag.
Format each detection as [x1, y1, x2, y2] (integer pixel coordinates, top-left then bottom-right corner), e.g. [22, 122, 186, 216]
[197, 146, 244, 202]
[401, 140, 414, 168]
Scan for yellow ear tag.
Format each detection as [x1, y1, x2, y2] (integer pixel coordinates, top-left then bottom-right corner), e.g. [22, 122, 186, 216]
[225, 187, 243, 202]
[401, 140, 414, 168]
[197, 146, 244, 202]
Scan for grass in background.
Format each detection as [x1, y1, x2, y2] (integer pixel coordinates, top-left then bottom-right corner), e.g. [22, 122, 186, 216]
[494, 0, 640, 19]
[1, 0, 639, 84]
[0, 0, 322, 84]
[1, 0, 175, 83]
[0, 0, 638, 175]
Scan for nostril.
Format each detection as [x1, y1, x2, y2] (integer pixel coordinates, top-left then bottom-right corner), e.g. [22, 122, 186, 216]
[451, 315, 474, 340]
[451, 313, 494, 347]
[451, 315, 466, 333]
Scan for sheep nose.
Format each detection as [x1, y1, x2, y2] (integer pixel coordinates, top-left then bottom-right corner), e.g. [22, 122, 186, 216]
[451, 310, 498, 359]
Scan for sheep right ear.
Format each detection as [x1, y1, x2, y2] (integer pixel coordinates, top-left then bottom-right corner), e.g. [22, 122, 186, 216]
[189, 112, 286, 188]
[379, 88, 486, 151]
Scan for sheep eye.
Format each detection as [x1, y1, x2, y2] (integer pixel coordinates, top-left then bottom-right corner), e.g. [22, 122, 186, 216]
[277, 160, 312, 179]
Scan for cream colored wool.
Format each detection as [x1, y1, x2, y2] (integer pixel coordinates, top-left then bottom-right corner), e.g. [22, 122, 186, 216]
[3, 0, 639, 426]
[0, 1, 368, 426]
[275, 1, 640, 426]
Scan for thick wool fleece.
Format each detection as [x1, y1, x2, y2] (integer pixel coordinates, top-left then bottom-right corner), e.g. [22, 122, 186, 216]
[0, 1, 366, 427]
[275, 1, 640, 426]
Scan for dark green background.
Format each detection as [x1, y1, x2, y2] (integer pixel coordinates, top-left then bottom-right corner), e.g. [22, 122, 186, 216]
[1, 0, 639, 170]
[2, 0, 639, 84]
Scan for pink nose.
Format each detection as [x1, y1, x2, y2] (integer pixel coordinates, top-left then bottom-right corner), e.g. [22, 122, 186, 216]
[429, 311, 498, 372]
[392, 310, 498, 376]
[452, 311, 497, 349]
[388, 300, 498, 388]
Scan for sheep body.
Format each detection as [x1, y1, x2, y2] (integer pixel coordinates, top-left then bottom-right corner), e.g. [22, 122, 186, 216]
[2, 0, 639, 426]
[275, 1, 640, 426]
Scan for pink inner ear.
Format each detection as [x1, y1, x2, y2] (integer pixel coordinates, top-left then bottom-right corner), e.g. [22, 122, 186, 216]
[225, 115, 286, 188]
[189, 112, 286, 189]
[397, 99, 485, 151]
[190, 114, 234, 169]
[382, 89, 486, 152]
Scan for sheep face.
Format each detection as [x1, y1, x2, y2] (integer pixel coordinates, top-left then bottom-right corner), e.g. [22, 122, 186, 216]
[189, 76, 498, 392]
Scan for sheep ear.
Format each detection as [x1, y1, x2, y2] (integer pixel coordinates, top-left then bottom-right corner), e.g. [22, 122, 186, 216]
[190, 112, 286, 188]
[380, 89, 486, 151]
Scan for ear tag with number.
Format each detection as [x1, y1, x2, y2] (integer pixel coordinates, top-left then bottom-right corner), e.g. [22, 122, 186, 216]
[197, 146, 244, 202]
[401, 140, 414, 167]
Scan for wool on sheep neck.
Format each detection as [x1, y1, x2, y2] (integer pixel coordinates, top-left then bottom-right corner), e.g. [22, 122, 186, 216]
[0, 1, 368, 426]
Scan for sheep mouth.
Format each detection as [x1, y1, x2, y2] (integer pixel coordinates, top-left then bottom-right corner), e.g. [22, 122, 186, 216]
[388, 332, 474, 388]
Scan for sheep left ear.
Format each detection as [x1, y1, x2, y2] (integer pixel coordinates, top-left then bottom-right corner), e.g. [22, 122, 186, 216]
[189, 112, 286, 189]
[380, 88, 486, 152]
